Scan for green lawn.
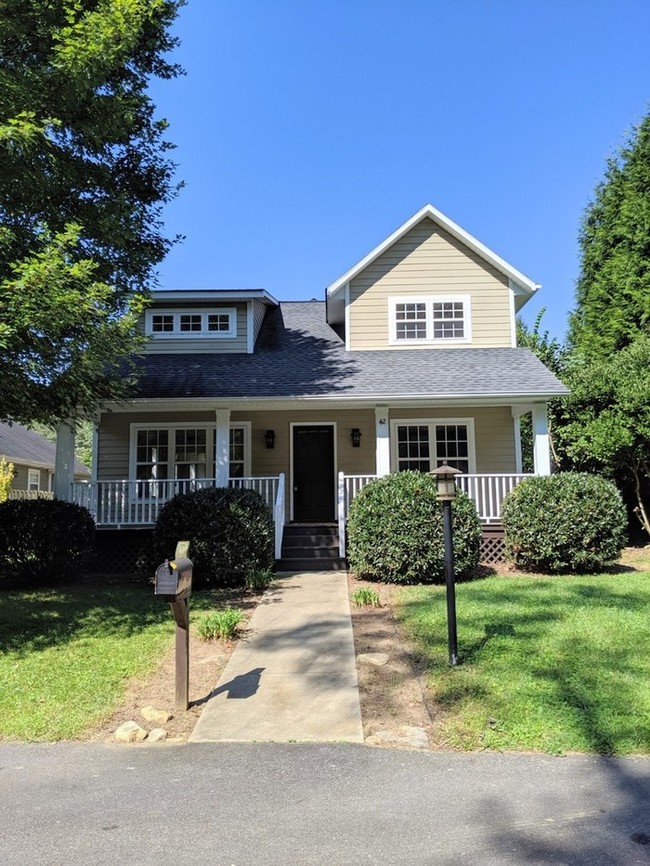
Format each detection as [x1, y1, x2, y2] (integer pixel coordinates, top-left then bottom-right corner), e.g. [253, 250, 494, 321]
[0, 581, 221, 741]
[396, 570, 650, 755]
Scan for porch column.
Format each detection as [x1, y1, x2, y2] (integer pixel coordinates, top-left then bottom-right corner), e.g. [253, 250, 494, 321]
[532, 403, 551, 476]
[375, 406, 390, 477]
[54, 420, 75, 501]
[215, 409, 231, 487]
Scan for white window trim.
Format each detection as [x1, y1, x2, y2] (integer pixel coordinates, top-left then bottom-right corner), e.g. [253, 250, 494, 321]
[27, 468, 41, 491]
[128, 422, 251, 499]
[224, 422, 252, 479]
[388, 295, 472, 345]
[389, 418, 476, 474]
[145, 308, 237, 339]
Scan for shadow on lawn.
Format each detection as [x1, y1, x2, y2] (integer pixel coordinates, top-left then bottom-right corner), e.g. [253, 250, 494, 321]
[0, 580, 249, 657]
[397, 574, 650, 753]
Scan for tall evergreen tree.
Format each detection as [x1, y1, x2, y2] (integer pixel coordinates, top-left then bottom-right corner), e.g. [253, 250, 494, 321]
[0, 0, 183, 425]
[569, 113, 650, 359]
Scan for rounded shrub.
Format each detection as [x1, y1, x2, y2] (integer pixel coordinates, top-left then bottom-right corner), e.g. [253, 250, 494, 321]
[501, 472, 627, 573]
[346, 471, 481, 584]
[0, 498, 95, 586]
[151, 486, 274, 588]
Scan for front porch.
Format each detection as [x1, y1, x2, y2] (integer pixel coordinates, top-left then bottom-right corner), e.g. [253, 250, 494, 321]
[71, 470, 532, 559]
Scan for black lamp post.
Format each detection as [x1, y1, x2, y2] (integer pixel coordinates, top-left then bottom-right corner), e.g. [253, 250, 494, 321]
[431, 464, 461, 666]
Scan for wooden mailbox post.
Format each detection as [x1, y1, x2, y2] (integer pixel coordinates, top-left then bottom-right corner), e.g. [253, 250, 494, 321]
[154, 541, 192, 711]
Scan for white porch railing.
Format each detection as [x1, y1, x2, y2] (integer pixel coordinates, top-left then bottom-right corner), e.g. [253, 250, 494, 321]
[71, 476, 283, 531]
[274, 473, 285, 559]
[455, 474, 531, 524]
[337, 471, 533, 556]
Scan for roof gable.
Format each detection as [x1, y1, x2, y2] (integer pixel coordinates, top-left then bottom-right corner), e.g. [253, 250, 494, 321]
[326, 204, 540, 316]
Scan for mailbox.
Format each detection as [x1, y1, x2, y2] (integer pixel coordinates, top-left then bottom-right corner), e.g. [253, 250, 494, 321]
[155, 556, 193, 600]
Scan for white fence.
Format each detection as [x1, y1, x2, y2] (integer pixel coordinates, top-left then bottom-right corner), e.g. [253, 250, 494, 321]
[8, 489, 54, 501]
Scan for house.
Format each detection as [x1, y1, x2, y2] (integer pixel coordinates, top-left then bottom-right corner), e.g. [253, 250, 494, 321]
[0, 421, 90, 498]
[60, 204, 568, 566]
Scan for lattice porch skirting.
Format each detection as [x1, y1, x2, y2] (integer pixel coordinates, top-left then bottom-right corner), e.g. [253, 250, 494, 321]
[480, 526, 507, 565]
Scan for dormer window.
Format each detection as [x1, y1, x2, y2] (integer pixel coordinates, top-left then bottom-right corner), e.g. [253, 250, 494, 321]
[146, 308, 237, 338]
[389, 295, 471, 344]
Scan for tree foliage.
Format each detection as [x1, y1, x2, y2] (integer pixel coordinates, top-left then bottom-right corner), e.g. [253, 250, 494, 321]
[569, 114, 650, 360]
[0, 456, 14, 502]
[555, 338, 650, 536]
[0, 0, 183, 425]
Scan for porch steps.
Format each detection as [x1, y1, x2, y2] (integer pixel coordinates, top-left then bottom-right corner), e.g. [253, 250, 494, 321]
[276, 524, 346, 572]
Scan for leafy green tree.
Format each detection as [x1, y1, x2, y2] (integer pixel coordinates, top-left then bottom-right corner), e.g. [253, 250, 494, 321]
[0, 0, 183, 426]
[568, 114, 650, 359]
[555, 338, 650, 536]
[31, 417, 94, 469]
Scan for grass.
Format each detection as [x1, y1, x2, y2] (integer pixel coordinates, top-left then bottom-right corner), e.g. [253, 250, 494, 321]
[350, 587, 381, 607]
[196, 607, 244, 640]
[395, 569, 650, 755]
[0, 579, 237, 741]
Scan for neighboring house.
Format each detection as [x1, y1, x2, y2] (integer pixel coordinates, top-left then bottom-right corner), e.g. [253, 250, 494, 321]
[61, 204, 568, 565]
[0, 422, 90, 498]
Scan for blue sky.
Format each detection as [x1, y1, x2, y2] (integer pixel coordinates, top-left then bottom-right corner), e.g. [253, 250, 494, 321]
[149, 0, 650, 340]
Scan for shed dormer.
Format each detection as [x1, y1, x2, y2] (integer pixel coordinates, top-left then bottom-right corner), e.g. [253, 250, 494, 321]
[326, 204, 540, 351]
[145, 289, 278, 354]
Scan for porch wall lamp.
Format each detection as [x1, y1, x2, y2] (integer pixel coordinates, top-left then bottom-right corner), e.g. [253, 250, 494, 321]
[351, 428, 362, 448]
[265, 430, 276, 450]
[430, 464, 462, 666]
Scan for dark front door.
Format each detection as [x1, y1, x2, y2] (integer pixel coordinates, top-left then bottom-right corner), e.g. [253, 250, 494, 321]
[292, 425, 335, 522]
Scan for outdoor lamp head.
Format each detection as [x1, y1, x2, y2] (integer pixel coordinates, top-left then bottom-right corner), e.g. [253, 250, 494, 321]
[430, 464, 461, 501]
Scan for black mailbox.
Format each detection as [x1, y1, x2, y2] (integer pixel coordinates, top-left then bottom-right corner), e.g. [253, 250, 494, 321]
[155, 556, 193, 600]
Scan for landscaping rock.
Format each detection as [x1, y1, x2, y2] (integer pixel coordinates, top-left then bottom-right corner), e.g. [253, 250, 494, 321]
[358, 653, 389, 667]
[147, 728, 168, 743]
[141, 705, 172, 725]
[114, 721, 147, 743]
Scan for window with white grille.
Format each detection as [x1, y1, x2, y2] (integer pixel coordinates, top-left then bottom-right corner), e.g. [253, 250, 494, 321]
[391, 420, 475, 474]
[389, 296, 470, 343]
[145, 308, 236, 338]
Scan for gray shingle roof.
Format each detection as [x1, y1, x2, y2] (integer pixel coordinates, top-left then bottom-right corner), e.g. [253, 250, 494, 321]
[0, 422, 90, 475]
[134, 301, 568, 401]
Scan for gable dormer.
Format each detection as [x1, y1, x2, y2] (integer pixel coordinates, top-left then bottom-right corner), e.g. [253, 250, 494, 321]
[326, 204, 539, 351]
[144, 289, 278, 354]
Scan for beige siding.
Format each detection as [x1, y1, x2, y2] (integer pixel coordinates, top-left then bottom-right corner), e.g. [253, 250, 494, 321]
[252, 300, 268, 344]
[96, 411, 216, 480]
[144, 303, 248, 354]
[389, 407, 515, 473]
[348, 218, 513, 350]
[235, 409, 376, 518]
[97, 406, 515, 520]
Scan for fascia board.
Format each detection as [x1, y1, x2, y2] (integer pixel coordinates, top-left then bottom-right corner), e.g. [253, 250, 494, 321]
[326, 204, 541, 298]
[103, 388, 568, 414]
[151, 289, 279, 305]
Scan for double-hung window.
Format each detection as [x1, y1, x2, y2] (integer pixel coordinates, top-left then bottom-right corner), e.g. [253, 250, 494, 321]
[27, 468, 40, 491]
[146, 308, 237, 339]
[391, 420, 475, 475]
[390, 296, 471, 344]
[132, 424, 250, 497]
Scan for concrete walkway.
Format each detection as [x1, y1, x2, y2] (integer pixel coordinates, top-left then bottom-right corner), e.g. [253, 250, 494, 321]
[189, 571, 364, 743]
